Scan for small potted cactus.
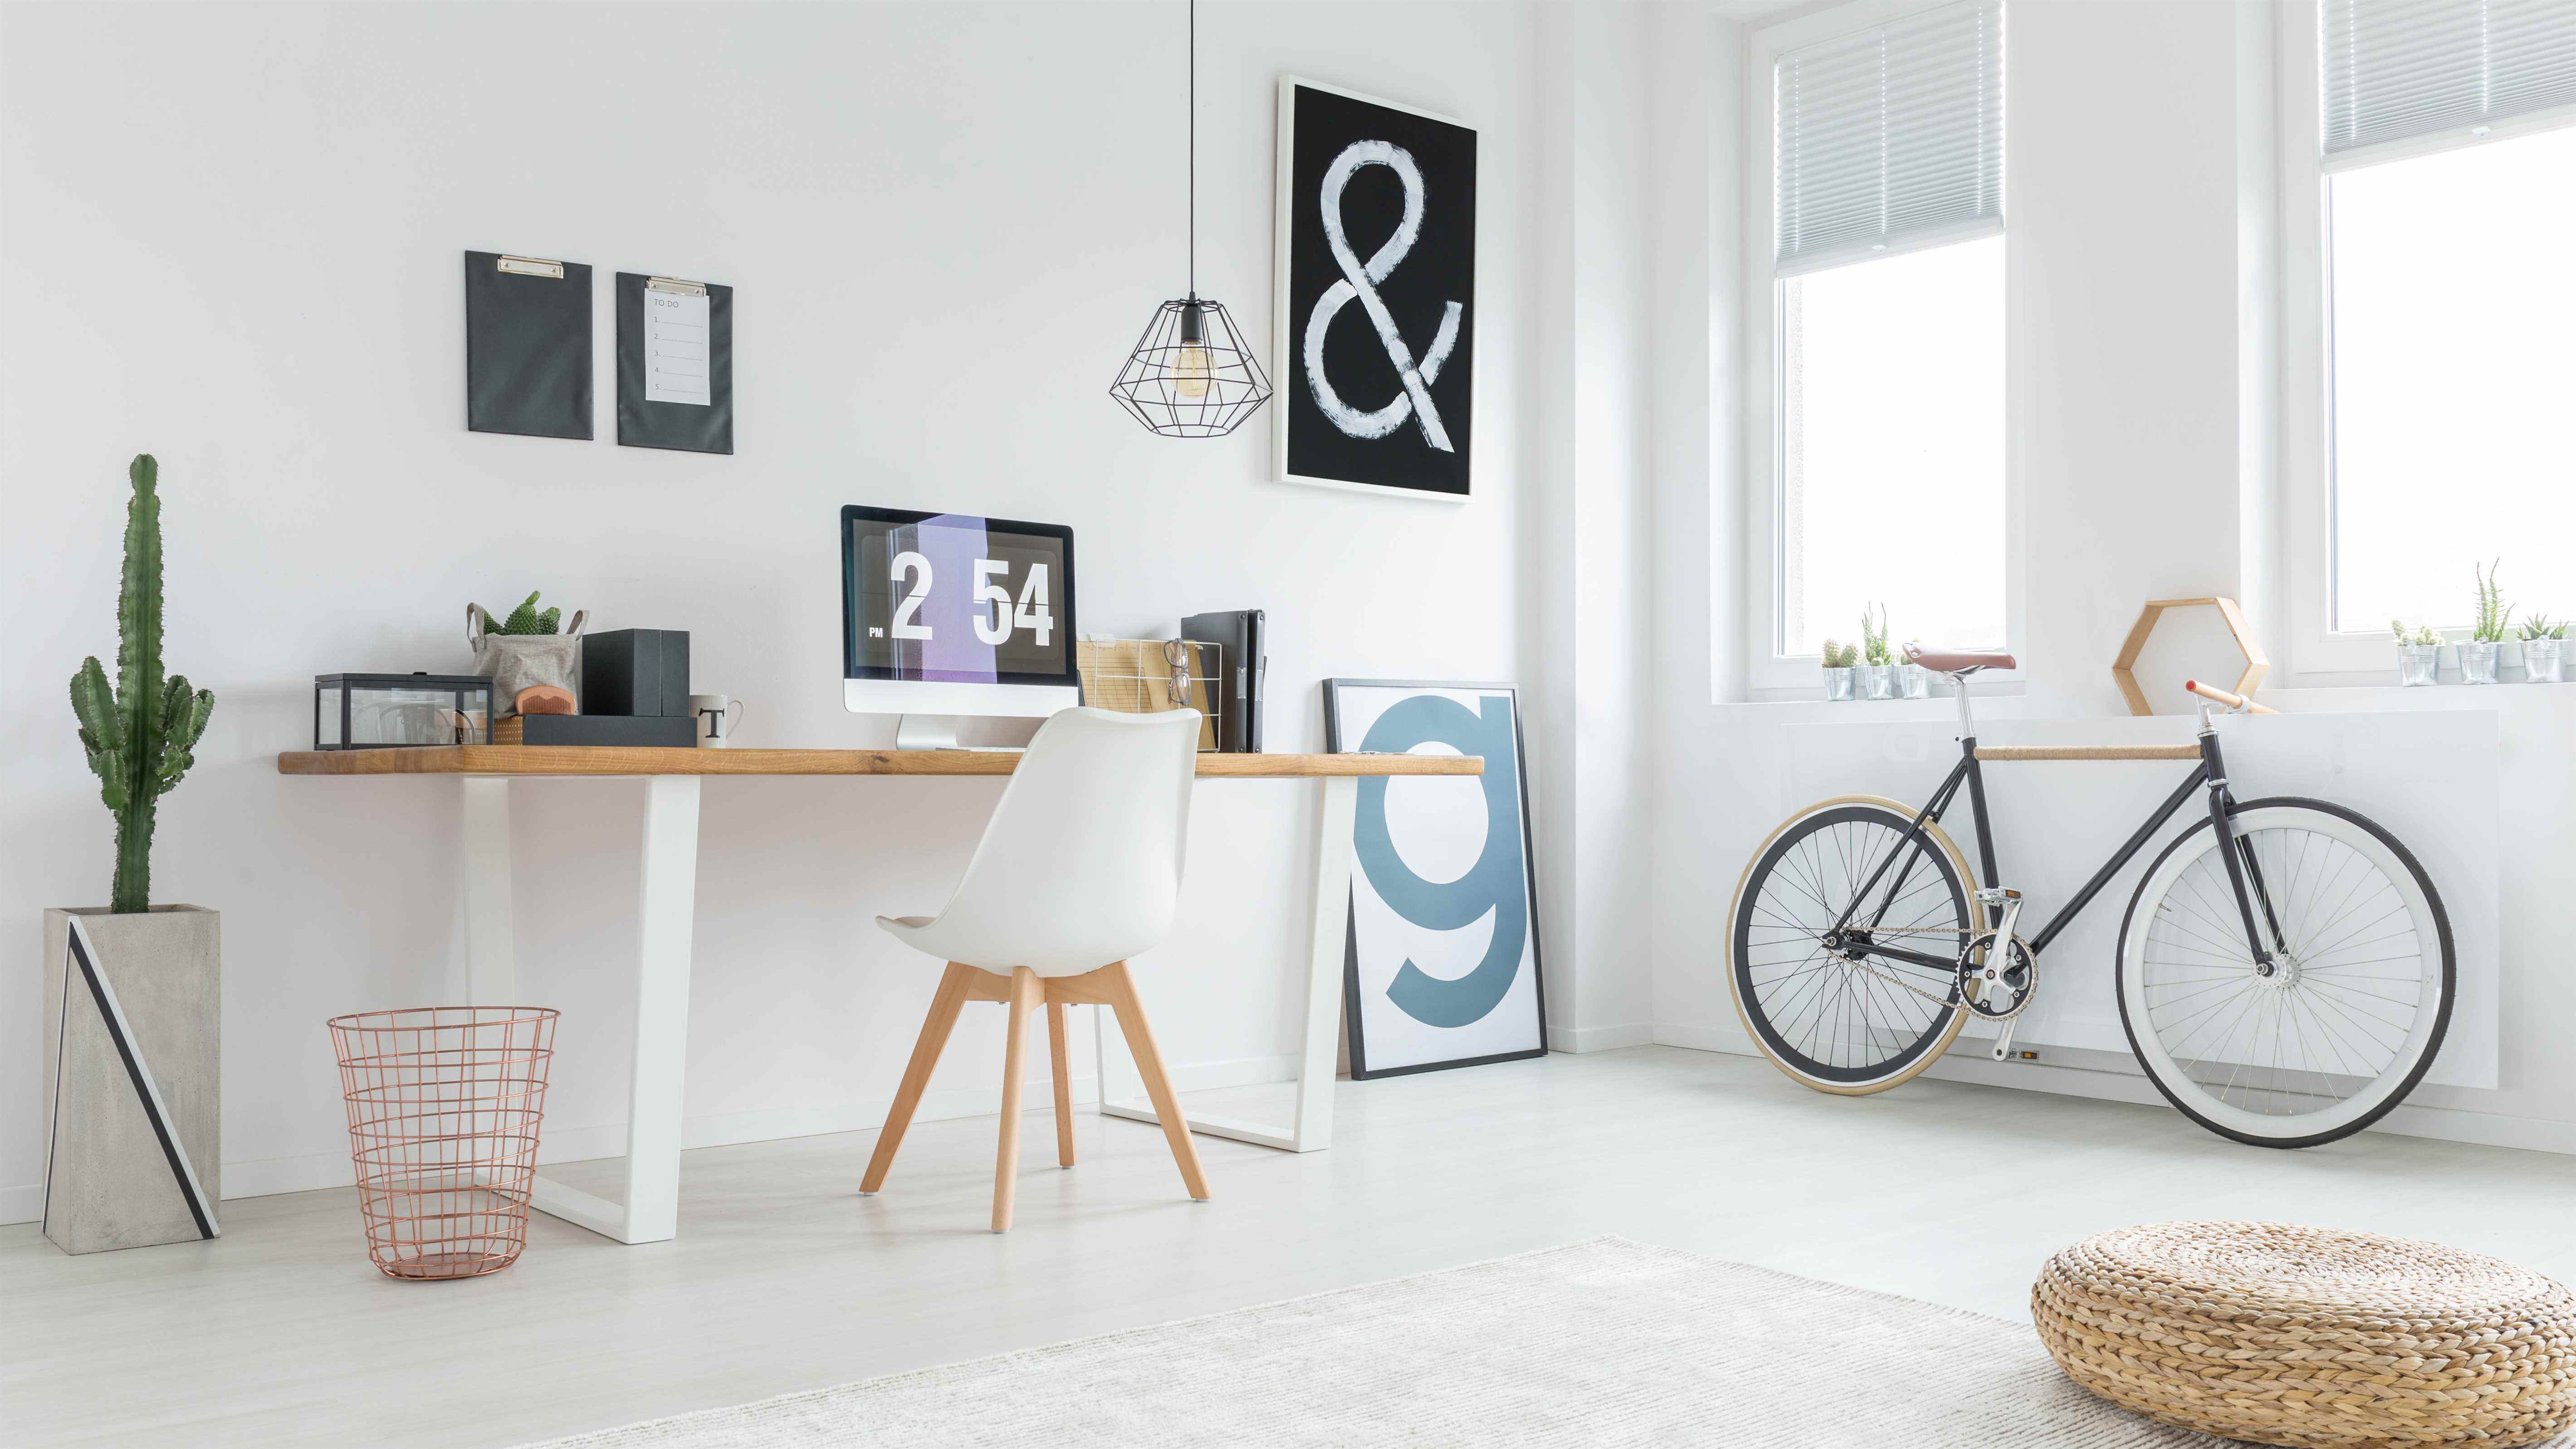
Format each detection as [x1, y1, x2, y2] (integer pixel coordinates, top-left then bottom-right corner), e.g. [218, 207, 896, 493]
[2391, 619, 2442, 687]
[2518, 614, 2566, 684]
[1820, 639, 1858, 701]
[2459, 561, 2511, 685]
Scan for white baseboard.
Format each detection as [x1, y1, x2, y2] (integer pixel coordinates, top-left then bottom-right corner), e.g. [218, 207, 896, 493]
[1549, 1021, 1656, 1053]
[1, 1052, 1303, 1224]
[1655, 1019, 2576, 1156]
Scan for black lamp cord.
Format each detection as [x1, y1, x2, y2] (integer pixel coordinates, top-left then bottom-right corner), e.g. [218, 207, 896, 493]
[1187, 0, 1196, 299]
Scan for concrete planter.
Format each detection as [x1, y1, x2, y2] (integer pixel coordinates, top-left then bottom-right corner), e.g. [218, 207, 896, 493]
[41, 906, 220, 1254]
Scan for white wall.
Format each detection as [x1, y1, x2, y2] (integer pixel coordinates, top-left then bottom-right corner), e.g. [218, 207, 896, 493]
[0, 0, 1653, 1221]
[1651, 0, 2576, 1156]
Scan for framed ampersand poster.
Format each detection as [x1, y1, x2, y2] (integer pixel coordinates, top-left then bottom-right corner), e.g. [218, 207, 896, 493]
[1274, 79, 1478, 500]
[1324, 680, 1545, 1078]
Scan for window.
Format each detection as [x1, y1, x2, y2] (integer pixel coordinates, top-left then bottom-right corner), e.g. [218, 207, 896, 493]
[2328, 127, 2576, 630]
[2290, 0, 2576, 654]
[1761, 0, 2009, 673]
[1782, 236, 2004, 656]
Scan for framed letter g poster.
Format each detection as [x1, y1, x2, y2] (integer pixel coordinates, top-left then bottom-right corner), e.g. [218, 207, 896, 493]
[1324, 680, 1545, 1077]
[1276, 79, 1477, 499]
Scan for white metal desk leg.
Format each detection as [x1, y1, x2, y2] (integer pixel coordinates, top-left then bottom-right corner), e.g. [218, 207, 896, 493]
[462, 778, 517, 1003]
[1286, 774, 1355, 1152]
[528, 775, 702, 1244]
[1096, 774, 1354, 1153]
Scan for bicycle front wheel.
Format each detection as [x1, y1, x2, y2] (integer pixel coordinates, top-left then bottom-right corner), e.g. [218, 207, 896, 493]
[2117, 798, 2453, 1148]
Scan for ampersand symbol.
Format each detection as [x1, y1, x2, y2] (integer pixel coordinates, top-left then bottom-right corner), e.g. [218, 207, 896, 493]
[1303, 140, 1465, 453]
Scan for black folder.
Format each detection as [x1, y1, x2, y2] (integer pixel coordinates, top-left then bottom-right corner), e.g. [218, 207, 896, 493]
[464, 251, 592, 440]
[1181, 610, 1266, 752]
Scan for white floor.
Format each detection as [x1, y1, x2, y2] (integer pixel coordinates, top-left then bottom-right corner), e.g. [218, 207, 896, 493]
[9, 1046, 2575, 1448]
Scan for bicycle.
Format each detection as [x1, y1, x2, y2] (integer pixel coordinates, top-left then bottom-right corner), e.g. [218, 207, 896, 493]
[1725, 646, 2453, 1148]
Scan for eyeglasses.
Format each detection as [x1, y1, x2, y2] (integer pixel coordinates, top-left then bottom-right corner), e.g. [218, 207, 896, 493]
[1163, 639, 1193, 706]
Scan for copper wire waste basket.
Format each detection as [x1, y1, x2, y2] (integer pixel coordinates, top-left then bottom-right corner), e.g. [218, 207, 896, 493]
[326, 1006, 558, 1279]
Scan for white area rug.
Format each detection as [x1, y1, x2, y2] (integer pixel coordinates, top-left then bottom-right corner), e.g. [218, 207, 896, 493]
[521, 1236, 2228, 1447]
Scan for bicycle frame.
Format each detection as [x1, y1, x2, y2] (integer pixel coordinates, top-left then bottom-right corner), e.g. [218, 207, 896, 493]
[1824, 717, 2283, 979]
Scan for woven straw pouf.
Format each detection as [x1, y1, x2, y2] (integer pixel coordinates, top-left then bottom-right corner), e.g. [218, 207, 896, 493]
[2033, 1221, 2576, 1447]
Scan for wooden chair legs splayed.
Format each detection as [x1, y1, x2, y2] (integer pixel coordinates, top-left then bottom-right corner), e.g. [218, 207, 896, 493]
[860, 961, 1210, 1233]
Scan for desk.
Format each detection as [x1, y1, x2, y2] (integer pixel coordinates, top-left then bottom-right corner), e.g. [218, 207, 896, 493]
[276, 745, 1481, 1244]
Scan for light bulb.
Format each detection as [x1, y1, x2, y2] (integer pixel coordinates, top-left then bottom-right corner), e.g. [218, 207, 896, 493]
[1173, 341, 1212, 398]
[1173, 301, 1213, 399]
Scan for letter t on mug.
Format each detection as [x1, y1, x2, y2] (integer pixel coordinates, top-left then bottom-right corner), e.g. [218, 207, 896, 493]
[691, 694, 747, 748]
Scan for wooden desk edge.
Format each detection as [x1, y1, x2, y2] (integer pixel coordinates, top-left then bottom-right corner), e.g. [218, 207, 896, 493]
[276, 746, 1483, 778]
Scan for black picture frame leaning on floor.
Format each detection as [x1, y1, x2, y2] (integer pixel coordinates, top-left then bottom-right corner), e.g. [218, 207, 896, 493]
[1323, 679, 1546, 1078]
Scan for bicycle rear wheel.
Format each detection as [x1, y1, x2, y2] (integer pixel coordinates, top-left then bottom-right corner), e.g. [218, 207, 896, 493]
[2116, 797, 2453, 1148]
[1727, 796, 1982, 1095]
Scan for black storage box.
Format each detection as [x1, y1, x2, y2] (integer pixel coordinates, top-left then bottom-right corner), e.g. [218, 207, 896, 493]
[504, 714, 697, 747]
[582, 629, 691, 716]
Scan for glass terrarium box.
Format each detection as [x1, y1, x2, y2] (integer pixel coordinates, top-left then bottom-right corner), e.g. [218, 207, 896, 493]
[314, 673, 493, 749]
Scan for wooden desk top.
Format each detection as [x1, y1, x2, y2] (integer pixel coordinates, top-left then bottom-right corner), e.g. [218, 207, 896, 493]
[276, 747, 1482, 778]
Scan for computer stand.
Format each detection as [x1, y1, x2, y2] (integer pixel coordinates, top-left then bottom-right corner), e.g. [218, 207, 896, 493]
[892, 715, 1024, 752]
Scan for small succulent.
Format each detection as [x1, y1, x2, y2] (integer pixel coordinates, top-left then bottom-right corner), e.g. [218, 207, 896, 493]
[1860, 604, 1897, 667]
[2517, 614, 2566, 641]
[2390, 618, 2441, 648]
[1820, 639, 1859, 669]
[2471, 561, 2513, 644]
[477, 590, 563, 636]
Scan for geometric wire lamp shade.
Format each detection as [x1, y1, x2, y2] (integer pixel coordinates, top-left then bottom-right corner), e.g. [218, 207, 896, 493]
[1109, 294, 1273, 438]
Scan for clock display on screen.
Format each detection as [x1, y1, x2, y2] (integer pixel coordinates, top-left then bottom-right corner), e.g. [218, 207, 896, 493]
[842, 508, 1076, 685]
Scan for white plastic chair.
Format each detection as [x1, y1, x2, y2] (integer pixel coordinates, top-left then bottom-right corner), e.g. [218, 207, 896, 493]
[860, 707, 1210, 1231]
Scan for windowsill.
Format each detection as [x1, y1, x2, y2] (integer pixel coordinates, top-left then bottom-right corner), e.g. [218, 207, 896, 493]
[1725, 680, 2025, 716]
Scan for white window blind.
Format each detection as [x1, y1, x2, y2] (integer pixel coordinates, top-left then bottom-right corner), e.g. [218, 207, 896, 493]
[2323, 0, 2576, 164]
[1774, 0, 2003, 278]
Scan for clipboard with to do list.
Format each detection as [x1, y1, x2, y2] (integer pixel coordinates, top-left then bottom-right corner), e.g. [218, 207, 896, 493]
[616, 271, 735, 455]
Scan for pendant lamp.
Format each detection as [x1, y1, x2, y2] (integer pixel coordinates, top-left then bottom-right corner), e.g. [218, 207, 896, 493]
[1109, 0, 1272, 438]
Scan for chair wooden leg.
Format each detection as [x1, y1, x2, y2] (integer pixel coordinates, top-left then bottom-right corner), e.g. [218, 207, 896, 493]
[991, 966, 1042, 1232]
[1047, 1001, 1075, 1168]
[861, 962, 973, 1194]
[1104, 961, 1211, 1202]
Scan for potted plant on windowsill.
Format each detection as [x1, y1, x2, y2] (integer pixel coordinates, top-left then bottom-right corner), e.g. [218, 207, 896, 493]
[47, 455, 222, 1255]
[2459, 560, 2511, 685]
[1821, 639, 1858, 701]
[2391, 619, 2442, 686]
[1857, 605, 1899, 700]
[2517, 615, 2566, 684]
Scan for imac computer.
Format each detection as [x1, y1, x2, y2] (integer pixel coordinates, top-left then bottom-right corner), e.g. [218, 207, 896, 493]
[841, 505, 1081, 749]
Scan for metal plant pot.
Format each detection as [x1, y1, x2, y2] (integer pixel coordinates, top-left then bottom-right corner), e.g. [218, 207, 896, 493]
[2458, 641, 2500, 685]
[1822, 667, 1856, 702]
[1856, 664, 1896, 700]
[2397, 643, 2441, 687]
[2523, 637, 2565, 683]
[1897, 664, 1934, 699]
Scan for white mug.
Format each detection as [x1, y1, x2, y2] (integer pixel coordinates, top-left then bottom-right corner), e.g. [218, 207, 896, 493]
[691, 693, 748, 748]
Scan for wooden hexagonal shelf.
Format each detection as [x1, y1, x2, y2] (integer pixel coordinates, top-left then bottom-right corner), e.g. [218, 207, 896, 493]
[2111, 597, 2266, 717]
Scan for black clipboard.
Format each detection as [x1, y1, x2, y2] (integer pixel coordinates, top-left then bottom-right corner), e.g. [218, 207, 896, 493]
[616, 272, 733, 455]
[464, 251, 593, 440]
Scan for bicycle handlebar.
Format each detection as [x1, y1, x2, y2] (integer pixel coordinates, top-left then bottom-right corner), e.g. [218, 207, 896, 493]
[2184, 679, 2277, 715]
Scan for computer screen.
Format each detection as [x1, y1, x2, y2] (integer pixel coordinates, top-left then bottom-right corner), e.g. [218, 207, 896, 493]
[841, 506, 1078, 687]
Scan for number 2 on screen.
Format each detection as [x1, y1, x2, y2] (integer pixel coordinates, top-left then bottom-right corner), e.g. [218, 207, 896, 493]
[890, 553, 1052, 647]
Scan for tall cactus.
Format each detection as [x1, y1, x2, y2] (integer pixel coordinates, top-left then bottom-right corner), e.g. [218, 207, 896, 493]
[69, 455, 214, 913]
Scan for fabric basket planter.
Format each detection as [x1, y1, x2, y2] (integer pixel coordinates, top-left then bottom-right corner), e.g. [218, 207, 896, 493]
[327, 1006, 558, 1280]
[469, 606, 586, 718]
